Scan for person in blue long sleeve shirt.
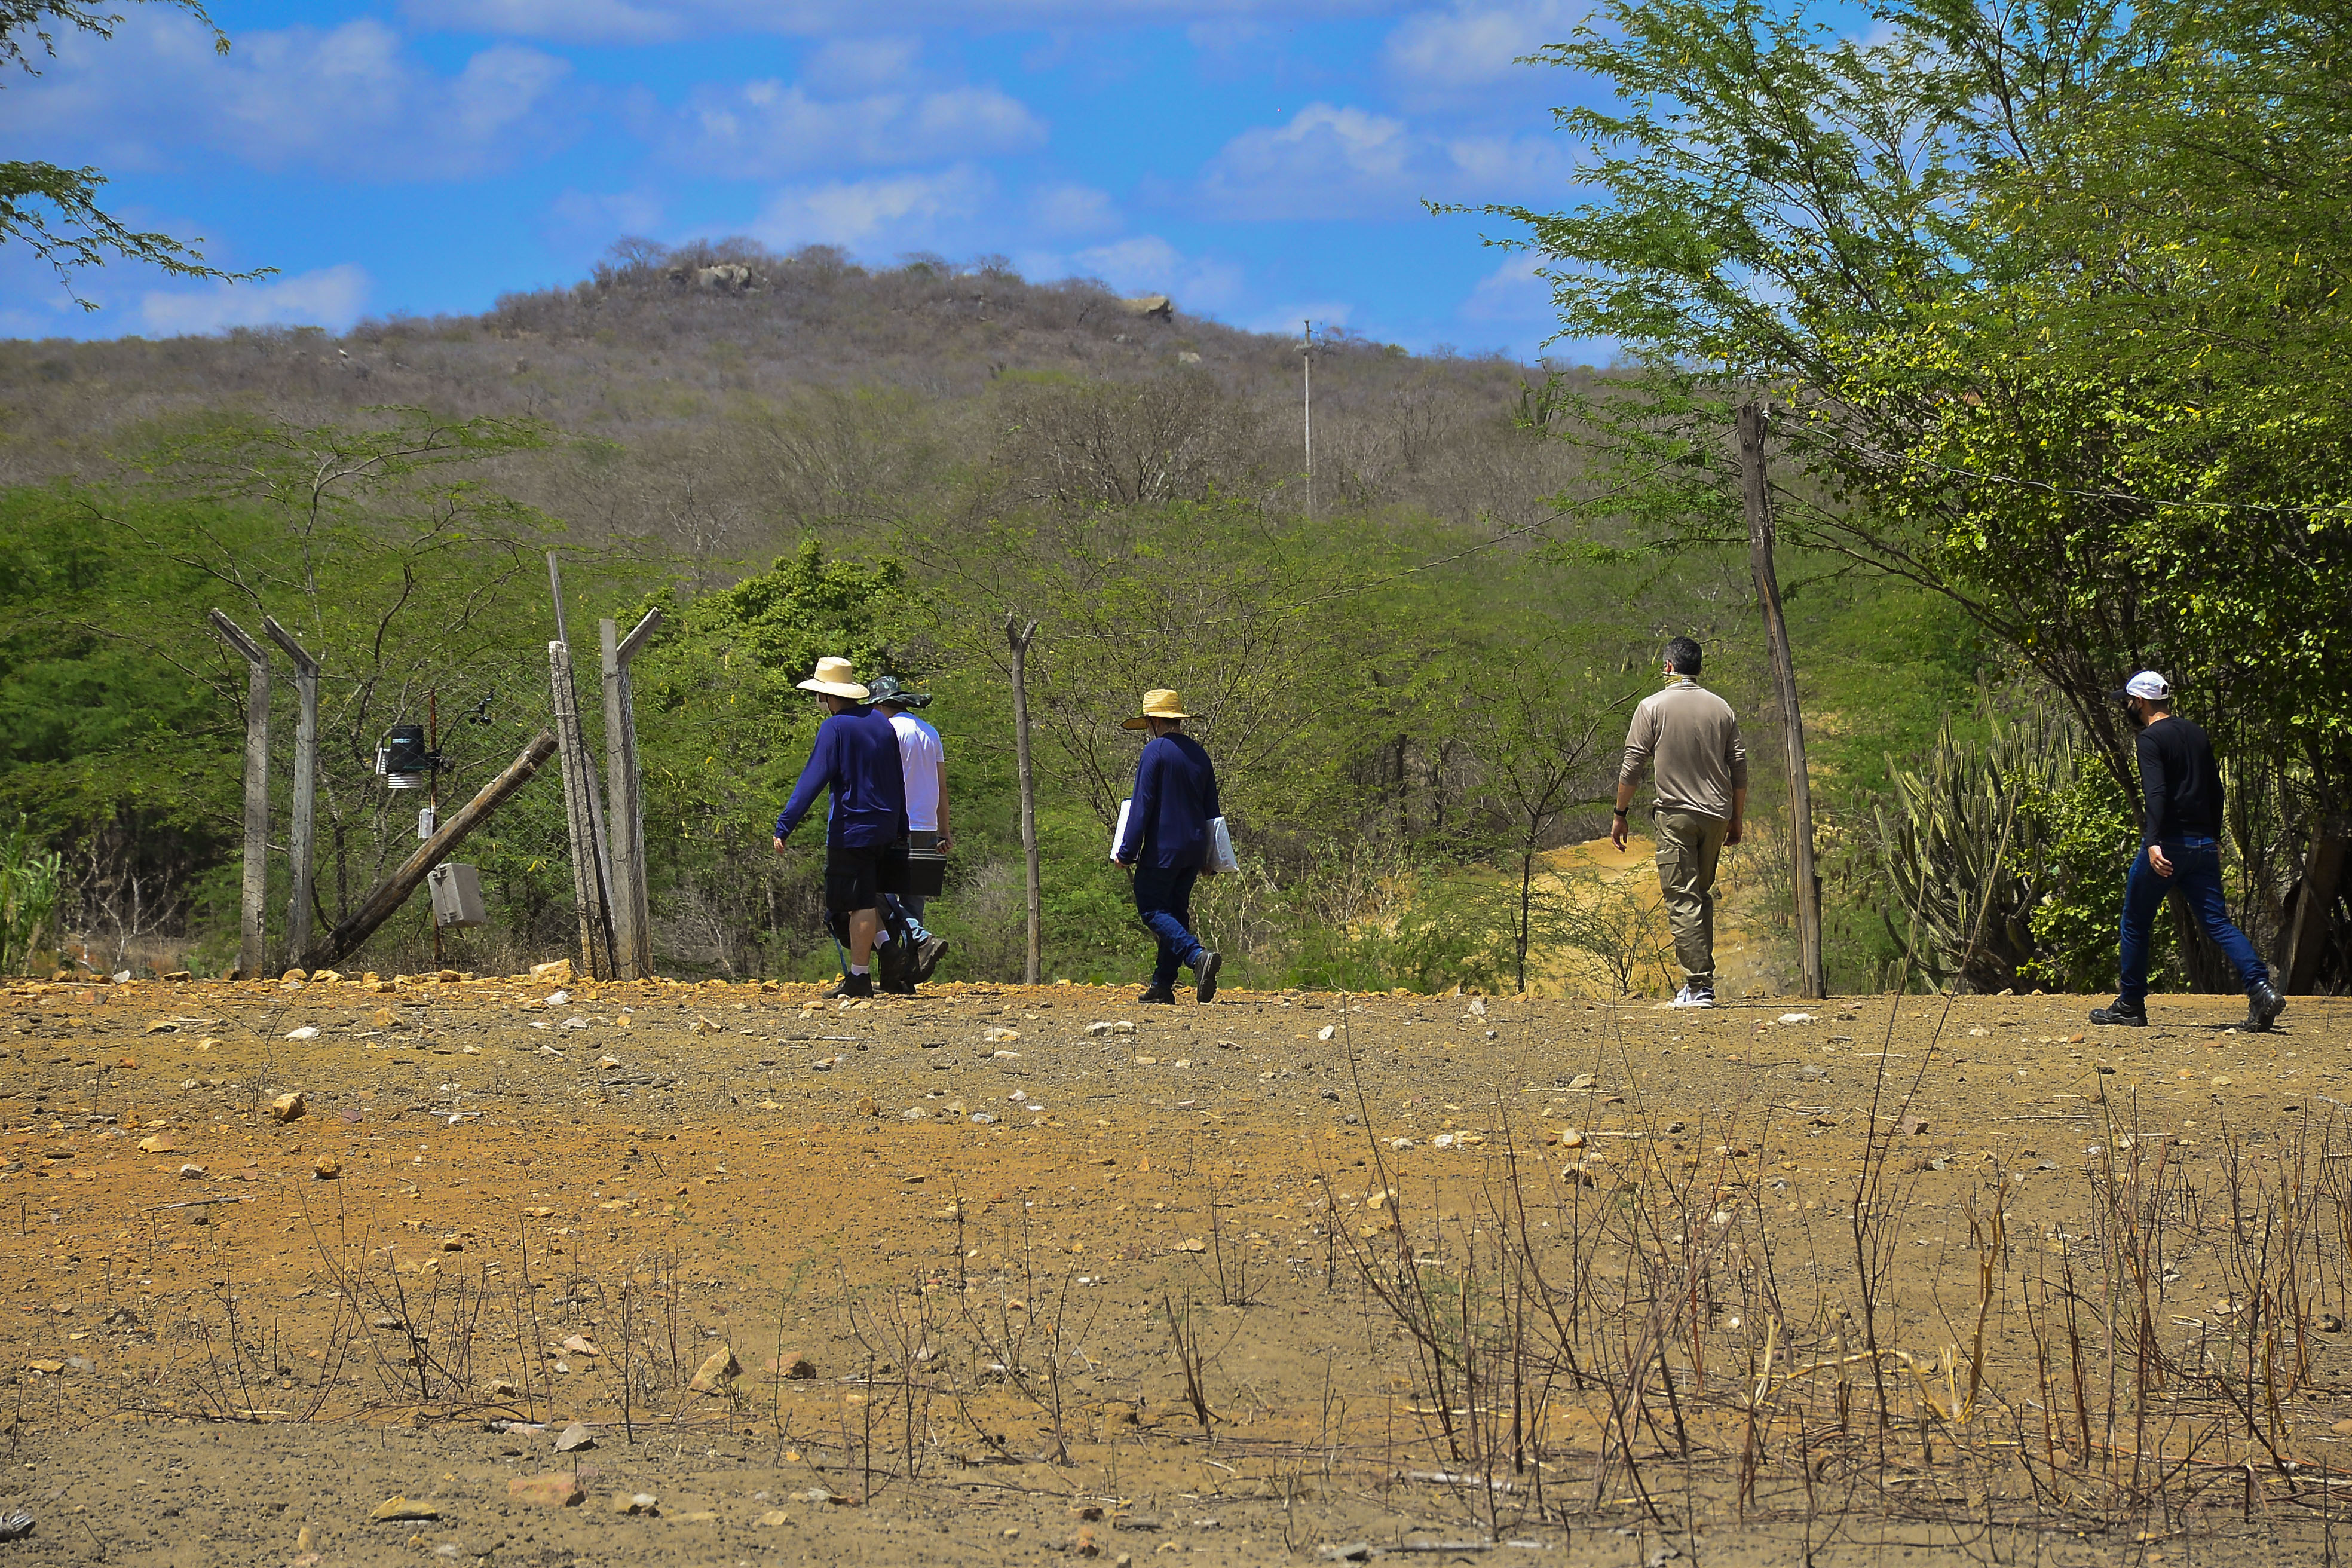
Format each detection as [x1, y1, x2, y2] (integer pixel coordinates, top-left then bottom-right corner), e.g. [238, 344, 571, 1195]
[771, 657, 908, 999]
[1111, 688, 1223, 1004]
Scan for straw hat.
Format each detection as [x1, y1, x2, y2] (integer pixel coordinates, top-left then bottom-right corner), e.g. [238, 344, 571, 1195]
[1121, 688, 1190, 730]
[795, 656, 869, 700]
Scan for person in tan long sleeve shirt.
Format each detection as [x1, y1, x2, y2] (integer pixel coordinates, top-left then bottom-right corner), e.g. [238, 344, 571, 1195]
[1610, 637, 1748, 1007]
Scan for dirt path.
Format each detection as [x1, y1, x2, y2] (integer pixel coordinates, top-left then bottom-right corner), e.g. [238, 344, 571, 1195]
[4, 973, 2347, 1564]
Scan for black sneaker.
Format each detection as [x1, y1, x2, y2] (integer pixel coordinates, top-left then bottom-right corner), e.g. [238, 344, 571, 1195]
[1194, 950, 1221, 1004]
[2246, 979, 2286, 1031]
[881, 976, 918, 996]
[875, 936, 911, 991]
[912, 935, 949, 982]
[2089, 999, 2146, 1027]
[836, 972, 875, 999]
[820, 975, 854, 999]
[1138, 984, 1177, 1005]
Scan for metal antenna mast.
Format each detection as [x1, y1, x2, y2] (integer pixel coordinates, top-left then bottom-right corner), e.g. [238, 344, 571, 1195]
[1301, 319, 1315, 519]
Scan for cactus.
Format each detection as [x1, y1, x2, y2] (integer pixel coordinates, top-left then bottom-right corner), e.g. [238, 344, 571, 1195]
[1869, 710, 2078, 992]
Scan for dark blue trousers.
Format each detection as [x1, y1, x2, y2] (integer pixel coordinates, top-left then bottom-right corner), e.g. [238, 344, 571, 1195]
[2118, 837, 2270, 1006]
[1132, 863, 1205, 988]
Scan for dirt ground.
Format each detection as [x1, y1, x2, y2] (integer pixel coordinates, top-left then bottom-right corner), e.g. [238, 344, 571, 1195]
[3, 972, 2349, 1567]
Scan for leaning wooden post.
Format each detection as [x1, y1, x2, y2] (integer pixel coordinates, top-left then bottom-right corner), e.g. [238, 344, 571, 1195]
[1738, 401, 1827, 999]
[601, 610, 663, 980]
[301, 733, 558, 972]
[261, 617, 320, 967]
[1005, 614, 1043, 986]
[209, 610, 271, 978]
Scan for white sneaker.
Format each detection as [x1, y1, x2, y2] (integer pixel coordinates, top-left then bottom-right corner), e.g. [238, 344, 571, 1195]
[1667, 986, 1716, 1009]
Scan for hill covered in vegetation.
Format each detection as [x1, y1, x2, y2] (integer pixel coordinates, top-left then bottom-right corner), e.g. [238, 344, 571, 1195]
[0, 241, 1986, 991]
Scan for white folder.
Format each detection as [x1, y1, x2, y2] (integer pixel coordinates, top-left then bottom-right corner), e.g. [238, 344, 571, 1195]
[1111, 798, 1132, 861]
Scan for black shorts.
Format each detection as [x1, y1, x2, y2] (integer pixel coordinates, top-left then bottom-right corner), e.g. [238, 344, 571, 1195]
[825, 840, 909, 915]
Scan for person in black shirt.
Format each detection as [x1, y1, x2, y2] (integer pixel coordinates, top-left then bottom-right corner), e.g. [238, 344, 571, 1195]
[2090, 672, 2286, 1030]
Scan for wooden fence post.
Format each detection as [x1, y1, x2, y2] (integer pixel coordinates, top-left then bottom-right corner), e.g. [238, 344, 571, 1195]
[209, 610, 271, 978]
[601, 610, 662, 979]
[1006, 615, 1043, 986]
[1738, 402, 1828, 1000]
[262, 617, 320, 968]
[550, 639, 618, 980]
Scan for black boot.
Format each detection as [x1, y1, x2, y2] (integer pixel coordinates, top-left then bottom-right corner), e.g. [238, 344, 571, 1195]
[2246, 979, 2286, 1031]
[2089, 997, 2146, 1027]
[876, 936, 914, 995]
[1193, 950, 1221, 1004]
[835, 971, 875, 999]
[1138, 984, 1177, 1005]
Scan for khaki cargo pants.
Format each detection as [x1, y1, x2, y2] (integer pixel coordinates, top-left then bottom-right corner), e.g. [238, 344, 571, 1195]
[1653, 809, 1730, 992]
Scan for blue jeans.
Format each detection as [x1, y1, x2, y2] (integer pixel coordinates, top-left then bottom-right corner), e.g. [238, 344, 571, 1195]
[1132, 864, 1205, 988]
[2118, 837, 2270, 1006]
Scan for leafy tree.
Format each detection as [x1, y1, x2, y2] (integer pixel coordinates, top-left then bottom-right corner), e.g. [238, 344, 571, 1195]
[2, 1, 271, 304]
[1478, 0, 2352, 985]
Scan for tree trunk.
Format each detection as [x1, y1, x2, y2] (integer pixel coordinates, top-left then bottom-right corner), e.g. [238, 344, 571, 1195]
[1738, 403, 1827, 999]
[1007, 616, 1043, 985]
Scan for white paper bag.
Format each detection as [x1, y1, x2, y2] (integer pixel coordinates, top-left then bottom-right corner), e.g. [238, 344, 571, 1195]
[1110, 798, 1132, 862]
[1206, 815, 1238, 875]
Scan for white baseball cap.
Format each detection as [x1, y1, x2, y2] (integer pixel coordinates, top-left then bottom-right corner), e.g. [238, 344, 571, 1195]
[2112, 670, 2171, 702]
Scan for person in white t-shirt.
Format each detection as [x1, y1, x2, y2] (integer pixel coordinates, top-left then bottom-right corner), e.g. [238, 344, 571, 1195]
[866, 676, 950, 988]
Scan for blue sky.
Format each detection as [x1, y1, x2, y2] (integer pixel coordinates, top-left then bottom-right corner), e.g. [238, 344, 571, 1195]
[0, 0, 1621, 356]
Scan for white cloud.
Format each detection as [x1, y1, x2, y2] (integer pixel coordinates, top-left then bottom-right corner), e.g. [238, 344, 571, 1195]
[1382, 0, 1574, 96]
[1067, 235, 1245, 309]
[1198, 101, 1570, 219]
[1027, 182, 1122, 239]
[749, 166, 997, 250]
[406, 0, 1389, 44]
[657, 77, 1045, 177]
[1458, 250, 1547, 321]
[0, 14, 573, 179]
[805, 36, 926, 90]
[409, 0, 687, 43]
[136, 264, 373, 336]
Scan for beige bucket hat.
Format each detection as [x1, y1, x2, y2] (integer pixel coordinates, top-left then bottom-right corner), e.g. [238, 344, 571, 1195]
[1121, 688, 1190, 731]
[796, 656, 869, 700]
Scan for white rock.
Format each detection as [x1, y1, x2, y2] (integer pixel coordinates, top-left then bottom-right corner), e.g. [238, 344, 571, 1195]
[547, 990, 571, 1005]
[1316, 1025, 1335, 1041]
[286, 1025, 321, 1040]
[1779, 1013, 1815, 1024]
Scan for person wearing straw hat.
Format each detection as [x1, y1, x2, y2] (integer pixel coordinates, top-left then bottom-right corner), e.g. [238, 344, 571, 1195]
[1112, 688, 1223, 1004]
[2091, 671, 2286, 1031]
[866, 674, 950, 990]
[772, 657, 909, 1000]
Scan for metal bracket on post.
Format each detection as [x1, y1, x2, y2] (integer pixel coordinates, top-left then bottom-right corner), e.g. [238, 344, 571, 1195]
[261, 617, 321, 969]
[209, 610, 271, 979]
[602, 609, 662, 979]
